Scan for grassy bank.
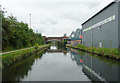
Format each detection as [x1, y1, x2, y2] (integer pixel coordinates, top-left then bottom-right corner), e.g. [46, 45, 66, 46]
[66, 44, 120, 60]
[1, 44, 50, 69]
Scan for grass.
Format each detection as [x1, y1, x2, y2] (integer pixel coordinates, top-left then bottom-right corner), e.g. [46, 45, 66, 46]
[66, 44, 120, 60]
[2, 46, 31, 52]
[1, 44, 50, 69]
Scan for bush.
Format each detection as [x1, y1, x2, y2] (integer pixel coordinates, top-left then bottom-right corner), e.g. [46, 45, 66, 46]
[34, 43, 39, 50]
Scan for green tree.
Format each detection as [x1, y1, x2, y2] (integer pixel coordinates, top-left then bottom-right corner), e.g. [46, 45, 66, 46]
[2, 14, 45, 51]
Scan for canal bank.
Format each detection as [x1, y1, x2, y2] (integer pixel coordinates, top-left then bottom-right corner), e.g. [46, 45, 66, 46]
[1, 44, 50, 69]
[66, 44, 120, 60]
[2, 46, 120, 82]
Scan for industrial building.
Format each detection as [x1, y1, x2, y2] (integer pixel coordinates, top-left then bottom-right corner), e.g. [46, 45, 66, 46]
[82, 0, 120, 48]
[69, 29, 83, 46]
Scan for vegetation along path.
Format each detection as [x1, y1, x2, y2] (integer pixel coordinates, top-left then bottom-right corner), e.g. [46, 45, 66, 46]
[1, 44, 51, 69]
[0, 47, 33, 55]
[66, 44, 120, 60]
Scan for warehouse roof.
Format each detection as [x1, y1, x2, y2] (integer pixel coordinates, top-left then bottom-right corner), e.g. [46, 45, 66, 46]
[81, 1, 116, 25]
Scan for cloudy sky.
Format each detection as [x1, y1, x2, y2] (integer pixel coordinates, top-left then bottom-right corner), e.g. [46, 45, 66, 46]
[0, 0, 114, 37]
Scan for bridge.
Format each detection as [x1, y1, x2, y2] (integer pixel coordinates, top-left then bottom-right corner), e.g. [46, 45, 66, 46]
[43, 34, 70, 44]
[47, 37, 65, 42]
[43, 36, 69, 43]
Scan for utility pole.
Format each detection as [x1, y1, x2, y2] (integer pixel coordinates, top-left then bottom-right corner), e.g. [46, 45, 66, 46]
[36, 30, 38, 33]
[29, 13, 31, 29]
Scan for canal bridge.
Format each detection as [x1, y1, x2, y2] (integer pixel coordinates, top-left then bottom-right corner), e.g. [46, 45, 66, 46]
[43, 35, 69, 44]
[47, 37, 66, 42]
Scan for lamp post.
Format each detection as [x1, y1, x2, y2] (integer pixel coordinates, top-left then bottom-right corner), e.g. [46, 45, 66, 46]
[29, 13, 31, 29]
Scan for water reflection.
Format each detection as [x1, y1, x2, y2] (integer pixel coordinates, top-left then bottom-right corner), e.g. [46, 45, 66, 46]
[50, 46, 57, 49]
[2, 51, 46, 82]
[47, 46, 68, 55]
[70, 49, 83, 66]
[69, 48, 120, 82]
[2, 46, 90, 81]
[2, 46, 120, 82]
[21, 46, 90, 81]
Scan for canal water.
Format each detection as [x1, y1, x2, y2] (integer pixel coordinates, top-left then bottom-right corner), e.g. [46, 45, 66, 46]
[2, 46, 120, 82]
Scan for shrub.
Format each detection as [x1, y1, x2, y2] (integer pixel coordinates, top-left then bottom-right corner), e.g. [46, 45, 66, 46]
[34, 43, 39, 50]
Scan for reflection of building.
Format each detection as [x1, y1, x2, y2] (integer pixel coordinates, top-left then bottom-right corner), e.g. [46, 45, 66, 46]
[70, 49, 83, 66]
[69, 29, 83, 46]
[82, 1, 120, 48]
[82, 53, 119, 82]
[69, 48, 119, 82]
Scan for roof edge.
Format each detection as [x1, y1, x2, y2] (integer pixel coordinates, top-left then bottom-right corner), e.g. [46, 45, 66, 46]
[81, 1, 116, 25]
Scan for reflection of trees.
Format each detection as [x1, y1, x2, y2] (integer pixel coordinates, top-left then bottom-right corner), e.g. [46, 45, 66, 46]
[2, 51, 45, 82]
[54, 42, 68, 55]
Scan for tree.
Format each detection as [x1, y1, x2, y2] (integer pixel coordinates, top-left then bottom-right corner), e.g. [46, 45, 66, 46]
[2, 14, 45, 51]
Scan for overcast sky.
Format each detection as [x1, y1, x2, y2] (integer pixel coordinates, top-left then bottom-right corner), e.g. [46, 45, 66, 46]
[0, 0, 114, 37]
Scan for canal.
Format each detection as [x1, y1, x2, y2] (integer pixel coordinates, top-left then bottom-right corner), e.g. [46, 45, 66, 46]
[2, 46, 120, 82]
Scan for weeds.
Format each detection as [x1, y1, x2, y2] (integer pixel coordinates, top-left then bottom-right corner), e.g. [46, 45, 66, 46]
[66, 44, 120, 59]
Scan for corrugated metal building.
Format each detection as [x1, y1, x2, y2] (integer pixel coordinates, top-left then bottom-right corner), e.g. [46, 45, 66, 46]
[69, 29, 82, 46]
[82, 0, 120, 48]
